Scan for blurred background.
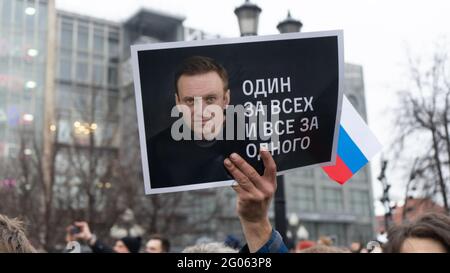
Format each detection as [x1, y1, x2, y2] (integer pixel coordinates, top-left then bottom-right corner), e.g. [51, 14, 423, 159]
[0, 0, 449, 252]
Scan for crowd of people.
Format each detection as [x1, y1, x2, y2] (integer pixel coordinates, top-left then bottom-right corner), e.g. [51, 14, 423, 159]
[1, 149, 450, 253]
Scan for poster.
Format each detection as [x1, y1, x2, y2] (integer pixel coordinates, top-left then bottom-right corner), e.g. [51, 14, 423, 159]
[131, 30, 344, 194]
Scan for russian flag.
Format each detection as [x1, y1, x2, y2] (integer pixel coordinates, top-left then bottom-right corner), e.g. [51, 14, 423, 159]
[322, 95, 382, 184]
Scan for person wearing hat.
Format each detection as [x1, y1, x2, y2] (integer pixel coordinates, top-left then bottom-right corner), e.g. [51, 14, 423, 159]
[70, 221, 142, 253]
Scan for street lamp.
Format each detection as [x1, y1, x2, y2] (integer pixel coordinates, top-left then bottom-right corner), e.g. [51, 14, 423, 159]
[234, 2, 304, 243]
[287, 213, 309, 248]
[273, 10, 303, 243]
[297, 225, 309, 241]
[277, 11, 303, 34]
[110, 209, 144, 239]
[234, 0, 262, 36]
[288, 213, 299, 227]
[73, 121, 98, 135]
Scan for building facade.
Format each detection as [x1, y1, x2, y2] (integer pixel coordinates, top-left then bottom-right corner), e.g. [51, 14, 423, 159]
[0, 0, 48, 180]
[55, 10, 121, 147]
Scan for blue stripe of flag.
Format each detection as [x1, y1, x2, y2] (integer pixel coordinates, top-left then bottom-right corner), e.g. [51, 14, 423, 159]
[337, 126, 368, 174]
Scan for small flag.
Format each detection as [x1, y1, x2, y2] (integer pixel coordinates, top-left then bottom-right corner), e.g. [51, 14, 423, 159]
[322, 95, 382, 184]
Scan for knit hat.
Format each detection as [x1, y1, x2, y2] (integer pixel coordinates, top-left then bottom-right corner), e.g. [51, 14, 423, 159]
[120, 236, 142, 253]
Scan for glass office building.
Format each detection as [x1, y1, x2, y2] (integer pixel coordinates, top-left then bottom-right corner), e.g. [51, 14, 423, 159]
[0, 0, 48, 160]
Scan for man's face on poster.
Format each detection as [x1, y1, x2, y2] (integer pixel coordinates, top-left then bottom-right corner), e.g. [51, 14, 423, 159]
[175, 71, 230, 139]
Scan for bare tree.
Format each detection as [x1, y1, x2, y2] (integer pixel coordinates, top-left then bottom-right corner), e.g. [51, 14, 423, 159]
[0, 123, 55, 250]
[1, 83, 226, 251]
[393, 47, 450, 213]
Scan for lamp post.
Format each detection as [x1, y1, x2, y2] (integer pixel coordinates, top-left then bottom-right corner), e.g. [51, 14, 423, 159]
[274, 10, 303, 243]
[287, 213, 299, 243]
[277, 11, 303, 34]
[110, 208, 144, 239]
[234, 0, 262, 36]
[287, 213, 309, 248]
[234, 2, 304, 243]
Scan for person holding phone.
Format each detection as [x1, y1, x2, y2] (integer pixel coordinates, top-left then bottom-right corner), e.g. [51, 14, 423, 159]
[65, 221, 141, 253]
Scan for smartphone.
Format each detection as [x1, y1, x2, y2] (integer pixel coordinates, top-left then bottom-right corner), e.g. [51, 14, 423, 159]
[69, 226, 81, 235]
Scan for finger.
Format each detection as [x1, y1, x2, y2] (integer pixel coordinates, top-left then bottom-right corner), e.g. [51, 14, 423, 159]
[229, 153, 273, 194]
[260, 149, 276, 181]
[224, 158, 257, 193]
[74, 221, 84, 227]
[231, 183, 243, 194]
[229, 153, 261, 184]
[231, 184, 254, 202]
[74, 222, 87, 230]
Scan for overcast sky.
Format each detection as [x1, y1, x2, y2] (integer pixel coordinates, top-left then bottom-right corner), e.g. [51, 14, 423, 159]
[56, 0, 450, 215]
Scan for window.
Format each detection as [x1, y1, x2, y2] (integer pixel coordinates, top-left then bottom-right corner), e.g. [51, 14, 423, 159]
[23, 89, 33, 103]
[56, 84, 73, 109]
[14, 0, 24, 28]
[25, 61, 33, 78]
[302, 222, 317, 241]
[61, 21, 73, 48]
[7, 143, 19, 158]
[107, 93, 118, 115]
[0, 55, 8, 74]
[76, 61, 88, 82]
[355, 169, 368, 181]
[350, 190, 371, 216]
[0, 91, 6, 108]
[38, 0, 47, 30]
[58, 59, 71, 81]
[93, 30, 104, 54]
[322, 188, 343, 212]
[351, 224, 373, 244]
[303, 167, 314, 178]
[101, 121, 118, 143]
[25, 28, 34, 45]
[9, 95, 20, 108]
[292, 185, 315, 212]
[107, 66, 117, 86]
[12, 31, 23, 48]
[38, 32, 46, 52]
[108, 30, 119, 60]
[318, 223, 346, 246]
[2, 0, 12, 26]
[56, 119, 71, 143]
[93, 64, 104, 86]
[25, 3, 35, 32]
[76, 52, 88, 60]
[94, 92, 105, 113]
[60, 48, 72, 59]
[77, 24, 89, 51]
[73, 91, 89, 112]
[0, 126, 6, 146]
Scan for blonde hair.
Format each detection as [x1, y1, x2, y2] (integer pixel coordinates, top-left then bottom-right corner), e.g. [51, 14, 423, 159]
[182, 242, 238, 253]
[298, 245, 347, 253]
[0, 214, 36, 253]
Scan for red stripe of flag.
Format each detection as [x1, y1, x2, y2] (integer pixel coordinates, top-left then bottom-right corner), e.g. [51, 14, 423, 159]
[322, 155, 353, 185]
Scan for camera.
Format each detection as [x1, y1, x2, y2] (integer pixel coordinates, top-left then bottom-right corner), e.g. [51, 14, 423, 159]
[69, 226, 81, 235]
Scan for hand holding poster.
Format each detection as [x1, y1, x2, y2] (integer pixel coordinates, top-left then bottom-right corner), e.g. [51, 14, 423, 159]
[131, 31, 344, 194]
